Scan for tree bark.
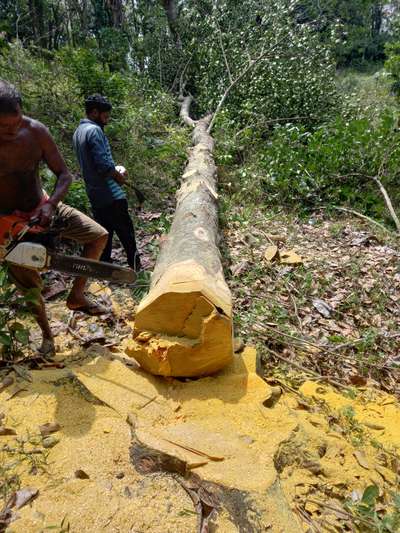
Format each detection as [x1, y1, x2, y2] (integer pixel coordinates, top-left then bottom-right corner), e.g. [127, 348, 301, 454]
[126, 98, 233, 377]
[106, 0, 124, 28]
[160, 0, 182, 48]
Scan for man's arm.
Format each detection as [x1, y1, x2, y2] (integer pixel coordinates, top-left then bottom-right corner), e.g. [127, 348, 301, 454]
[34, 123, 73, 226]
[87, 128, 126, 185]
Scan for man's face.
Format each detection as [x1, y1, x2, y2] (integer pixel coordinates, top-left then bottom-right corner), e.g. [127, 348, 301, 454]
[99, 110, 110, 126]
[0, 106, 23, 141]
[91, 109, 111, 126]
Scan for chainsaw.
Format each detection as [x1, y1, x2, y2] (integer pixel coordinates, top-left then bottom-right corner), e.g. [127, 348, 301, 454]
[0, 216, 136, 284]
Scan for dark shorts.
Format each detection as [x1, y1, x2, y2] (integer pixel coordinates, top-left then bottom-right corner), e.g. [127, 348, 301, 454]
[8, 203, 108, 291]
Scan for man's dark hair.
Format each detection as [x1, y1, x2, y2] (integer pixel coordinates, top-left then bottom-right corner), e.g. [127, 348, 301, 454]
[85, 94, 112, 114]
[0, 79, 22, 115]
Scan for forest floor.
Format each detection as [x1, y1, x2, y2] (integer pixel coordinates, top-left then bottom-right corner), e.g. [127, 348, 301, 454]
[1, 202, 400, 532]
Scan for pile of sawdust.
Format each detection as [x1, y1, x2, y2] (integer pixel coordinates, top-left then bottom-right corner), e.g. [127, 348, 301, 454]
[1, 347, 399, 532]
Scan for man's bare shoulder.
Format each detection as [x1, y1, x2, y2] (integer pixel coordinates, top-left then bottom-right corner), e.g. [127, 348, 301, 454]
[23, 116, 50, 137]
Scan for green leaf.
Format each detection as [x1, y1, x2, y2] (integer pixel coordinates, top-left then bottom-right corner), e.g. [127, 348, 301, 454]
[0, 267, 8, 287]
[24, 288, 41, 305]
[14, 328, 30, 345]
[9, 322, 25, 332]
[361, 485, 379, 506]
[0, 331, 12, 347]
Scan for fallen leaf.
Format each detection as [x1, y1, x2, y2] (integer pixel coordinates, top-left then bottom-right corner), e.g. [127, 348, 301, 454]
[230, 260, 249, 277]
[43, 279, 67, 300]
[312, 299, 333, 318]
[138, 211, 162, 221]
[264, 245, 278, 262]
[303, 459, 324, 475]
[266, 234, 286, 243]
[354, 450, 369, 470]
[74, 469, 90, 480]
[14, 487, 39, 509]
[39, 422, 61, 437]
[0, 375, 14, 392]
[279, 249, 303, 265]
[6, 387, 28, 401]
[349, 375, 368, 386]
[12, 365, 32, 383]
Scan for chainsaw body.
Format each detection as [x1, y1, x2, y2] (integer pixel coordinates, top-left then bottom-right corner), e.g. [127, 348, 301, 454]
[0, 242, 48, 270]
[0, 216, 137, 284]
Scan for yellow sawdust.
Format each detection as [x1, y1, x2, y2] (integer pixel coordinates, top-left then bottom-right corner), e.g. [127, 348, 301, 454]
[300, 380, 400, 450]
[0, 369, 197, 533]
[1, 348, 399, 532]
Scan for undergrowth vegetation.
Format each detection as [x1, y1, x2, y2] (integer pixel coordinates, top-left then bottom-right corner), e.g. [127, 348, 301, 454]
[216, 68, 400, 229]
[0, 43, 189, 214]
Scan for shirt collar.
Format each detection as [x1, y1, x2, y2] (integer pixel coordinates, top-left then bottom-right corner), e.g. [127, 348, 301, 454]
[80, 118, 103, 130]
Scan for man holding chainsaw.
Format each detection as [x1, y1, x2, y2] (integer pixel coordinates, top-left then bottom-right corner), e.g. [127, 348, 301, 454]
[0, 79, 110, 357]
[73, 94, 141, 272]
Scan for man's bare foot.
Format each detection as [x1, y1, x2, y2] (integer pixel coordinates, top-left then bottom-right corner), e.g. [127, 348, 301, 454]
[38, 338, 56, 359]
[66, 295, 108, 316]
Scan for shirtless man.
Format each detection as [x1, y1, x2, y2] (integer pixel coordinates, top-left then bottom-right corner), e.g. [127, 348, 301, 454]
[0, 79, 109, 357]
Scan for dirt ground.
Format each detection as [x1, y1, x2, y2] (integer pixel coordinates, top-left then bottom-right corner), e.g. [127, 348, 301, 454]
[1, 212, 400, 532]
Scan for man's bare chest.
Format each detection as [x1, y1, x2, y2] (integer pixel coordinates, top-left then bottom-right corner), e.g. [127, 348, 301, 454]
[0, 137, 42, 176]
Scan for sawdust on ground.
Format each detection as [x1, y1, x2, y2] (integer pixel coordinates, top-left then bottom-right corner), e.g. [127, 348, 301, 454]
[1, 346, 400, 532]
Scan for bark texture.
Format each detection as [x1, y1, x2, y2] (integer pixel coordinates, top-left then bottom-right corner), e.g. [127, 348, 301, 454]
[126, 100, 233, 377]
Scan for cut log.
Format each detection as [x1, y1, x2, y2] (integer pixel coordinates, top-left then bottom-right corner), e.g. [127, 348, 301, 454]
[126, 99, 233, 377]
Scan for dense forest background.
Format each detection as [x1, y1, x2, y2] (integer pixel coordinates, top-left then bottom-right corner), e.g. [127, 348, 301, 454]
[1, 1, 400, 225]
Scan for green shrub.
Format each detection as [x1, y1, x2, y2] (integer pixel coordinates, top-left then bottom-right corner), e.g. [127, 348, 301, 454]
[384, 41, 400, 98]
[0, 267, 32, 361]
[257, 112, 400, 222]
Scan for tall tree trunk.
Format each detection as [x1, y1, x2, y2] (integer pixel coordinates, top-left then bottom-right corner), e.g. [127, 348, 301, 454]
[371, 2, 382, 35]
[160, 0, 181, 48]
[126, 97, 233, 377]
[28, 0, 39, 42]
[106, 0, 124, 28]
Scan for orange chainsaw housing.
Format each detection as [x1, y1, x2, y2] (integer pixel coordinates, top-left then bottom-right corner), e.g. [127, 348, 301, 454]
[0, 214, 43, 247]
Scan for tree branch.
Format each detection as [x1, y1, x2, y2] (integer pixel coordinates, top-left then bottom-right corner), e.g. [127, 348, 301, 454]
[371, 175, 400, 234]
[325, 206, 395, 235]
[207, 35, 295, 134]
[216, 21, 233, 85]
[334, 171, 400, 234]
[179, 95, 196, 128]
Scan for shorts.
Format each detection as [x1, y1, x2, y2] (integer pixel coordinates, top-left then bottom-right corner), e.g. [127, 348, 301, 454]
[7, 203, 108, 292]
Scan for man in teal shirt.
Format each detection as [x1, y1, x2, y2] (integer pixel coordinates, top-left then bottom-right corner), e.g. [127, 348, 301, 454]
[73, 95, 141, 271]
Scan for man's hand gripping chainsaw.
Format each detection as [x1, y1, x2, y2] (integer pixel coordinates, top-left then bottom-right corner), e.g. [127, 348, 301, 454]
[0, 216, 136, 284]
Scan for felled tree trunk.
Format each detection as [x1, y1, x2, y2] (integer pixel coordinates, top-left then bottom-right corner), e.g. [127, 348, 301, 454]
[126, 98, 233, 377]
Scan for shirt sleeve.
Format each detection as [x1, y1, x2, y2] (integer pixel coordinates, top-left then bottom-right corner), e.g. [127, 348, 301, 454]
[86, 127, 115, 178]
